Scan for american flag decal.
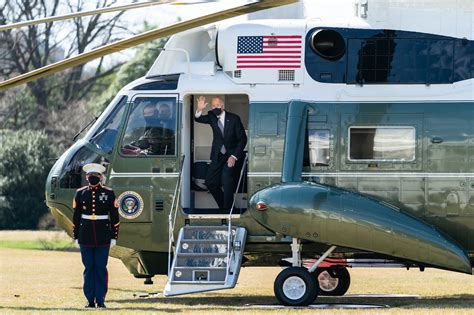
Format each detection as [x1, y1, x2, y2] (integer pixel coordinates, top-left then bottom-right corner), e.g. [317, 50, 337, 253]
[236, 35, 302, 69]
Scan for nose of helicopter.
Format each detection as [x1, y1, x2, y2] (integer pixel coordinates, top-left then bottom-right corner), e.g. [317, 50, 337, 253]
[44, 152, 76, 236]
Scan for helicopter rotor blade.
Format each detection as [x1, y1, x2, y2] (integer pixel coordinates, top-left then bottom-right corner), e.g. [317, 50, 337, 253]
[0, 0, 297, 92]
[0, 0, 219, 32]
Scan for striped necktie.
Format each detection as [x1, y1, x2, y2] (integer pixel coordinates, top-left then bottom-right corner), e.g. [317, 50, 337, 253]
[218, 117, 226, 154]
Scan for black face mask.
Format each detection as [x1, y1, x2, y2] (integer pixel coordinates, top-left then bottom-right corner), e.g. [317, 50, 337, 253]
[87, 175, 101, 186]
[158, 114, 170, 122]
[212, 108, 222, 116]
[144, 116, 159, 126]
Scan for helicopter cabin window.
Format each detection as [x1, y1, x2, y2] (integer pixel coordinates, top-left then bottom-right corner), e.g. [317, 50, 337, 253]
[120, 97, 177, 156]
[349, 127, 415, 161]
[303, 129, 330, 170]
[89, 96, 127, 154]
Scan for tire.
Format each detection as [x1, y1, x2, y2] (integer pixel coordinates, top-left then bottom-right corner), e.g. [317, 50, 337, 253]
[274, 267, 318, 306]
[314, 267, 350, 296]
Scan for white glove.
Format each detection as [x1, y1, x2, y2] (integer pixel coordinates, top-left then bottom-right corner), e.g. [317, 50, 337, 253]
[110, 239, 117, 248]
[75, 239, 79, 246]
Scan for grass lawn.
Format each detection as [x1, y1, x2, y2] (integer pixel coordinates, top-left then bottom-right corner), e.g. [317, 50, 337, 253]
[0, 231, 76, 251]
[0, 231, 473, 314]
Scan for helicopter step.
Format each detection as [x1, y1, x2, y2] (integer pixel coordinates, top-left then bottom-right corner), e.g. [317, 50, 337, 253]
[163, 225, 247, 296]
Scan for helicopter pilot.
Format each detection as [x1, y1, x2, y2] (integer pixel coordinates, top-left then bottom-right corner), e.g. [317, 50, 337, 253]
[195, 95, 247, 211]
[136, 103, 175, 155]
[72, 163, 120, 308]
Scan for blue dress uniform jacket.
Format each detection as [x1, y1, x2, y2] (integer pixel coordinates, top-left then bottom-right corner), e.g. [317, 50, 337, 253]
[72, 185, 120, 247]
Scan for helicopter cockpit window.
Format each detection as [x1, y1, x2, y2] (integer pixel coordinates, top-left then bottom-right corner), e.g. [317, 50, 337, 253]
[89, 96, 127, 154]
[120, 97, 176, 156]
[59, 146, 108, 189]
[349, 126, 415, 161]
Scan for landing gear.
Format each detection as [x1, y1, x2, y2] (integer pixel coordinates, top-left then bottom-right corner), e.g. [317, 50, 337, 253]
[144, 277, 154, 285]
[313, 267, 350, 296]
[273, 240, 339, 306]
[274, 267, 318, 306]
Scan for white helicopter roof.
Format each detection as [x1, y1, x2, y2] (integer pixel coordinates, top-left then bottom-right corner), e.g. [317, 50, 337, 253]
[147, 0, 473, 80]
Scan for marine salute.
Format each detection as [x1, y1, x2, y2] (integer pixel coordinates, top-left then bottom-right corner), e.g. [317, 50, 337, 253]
[72, 163, 120, 308]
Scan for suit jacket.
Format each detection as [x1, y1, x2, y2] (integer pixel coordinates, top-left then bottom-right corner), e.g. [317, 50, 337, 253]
[72, 185, 120, 247]
[195, 110, 247, 162]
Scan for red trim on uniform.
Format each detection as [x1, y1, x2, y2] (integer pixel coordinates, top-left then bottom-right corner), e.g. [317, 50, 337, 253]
[104, 269, 108, 301]
[92, 221, 98, 247]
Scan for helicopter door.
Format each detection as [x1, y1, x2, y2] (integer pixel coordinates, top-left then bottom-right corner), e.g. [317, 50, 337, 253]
[108, 94, 179, 239]
[183, 94, 248, 215]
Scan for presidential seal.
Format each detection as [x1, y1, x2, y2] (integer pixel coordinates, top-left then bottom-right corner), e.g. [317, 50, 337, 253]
[117, 191, 144, 219]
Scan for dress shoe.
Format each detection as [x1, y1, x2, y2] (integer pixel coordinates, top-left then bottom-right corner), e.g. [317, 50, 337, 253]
[85, 302, 95, 308]
[97, 303, 106, 308]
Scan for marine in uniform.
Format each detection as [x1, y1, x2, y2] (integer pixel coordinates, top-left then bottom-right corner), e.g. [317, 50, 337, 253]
[72, 163, 120, 308]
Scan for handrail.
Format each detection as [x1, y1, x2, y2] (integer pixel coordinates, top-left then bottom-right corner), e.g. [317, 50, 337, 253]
[168, 154, 186, 275]
[224, 153, 248, 283]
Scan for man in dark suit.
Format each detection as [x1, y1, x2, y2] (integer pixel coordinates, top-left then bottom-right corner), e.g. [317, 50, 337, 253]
[195, 95, 247, 211]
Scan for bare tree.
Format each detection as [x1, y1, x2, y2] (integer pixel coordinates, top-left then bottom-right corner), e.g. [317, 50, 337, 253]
[0, 0, 127, 128]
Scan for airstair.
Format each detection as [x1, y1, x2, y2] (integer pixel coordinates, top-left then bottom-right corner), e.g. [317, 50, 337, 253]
[163, 225, 246, 296]
[164, 155, 248, 296]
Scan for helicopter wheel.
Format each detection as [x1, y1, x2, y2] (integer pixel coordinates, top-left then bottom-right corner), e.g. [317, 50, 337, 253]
[274, 267, 318, 306]
[313, 267, 350, 296]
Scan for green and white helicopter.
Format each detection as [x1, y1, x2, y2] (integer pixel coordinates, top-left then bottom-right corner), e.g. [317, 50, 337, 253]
[1, 0, 473, 306]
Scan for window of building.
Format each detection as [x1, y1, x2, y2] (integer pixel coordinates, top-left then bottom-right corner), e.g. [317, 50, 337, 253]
[349, 126, 415, 161]
[120, 97, 177, 156]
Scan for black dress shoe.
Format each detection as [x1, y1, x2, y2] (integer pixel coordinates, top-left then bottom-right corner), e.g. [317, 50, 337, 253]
[85, 302, 95, 308]
[97, 303, 106, 308]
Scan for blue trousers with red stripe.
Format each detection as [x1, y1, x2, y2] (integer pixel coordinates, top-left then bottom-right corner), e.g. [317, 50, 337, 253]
[80, 245, 109, 304]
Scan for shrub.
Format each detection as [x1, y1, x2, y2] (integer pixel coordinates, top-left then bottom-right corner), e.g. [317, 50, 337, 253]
[0, 129, 53, 229]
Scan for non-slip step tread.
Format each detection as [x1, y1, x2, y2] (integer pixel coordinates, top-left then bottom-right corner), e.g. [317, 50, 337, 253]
[176, 253, 228, 257]
[169, 280, 226, 285]
[179, 239, 229, 243]
[173, 266, 227, 270]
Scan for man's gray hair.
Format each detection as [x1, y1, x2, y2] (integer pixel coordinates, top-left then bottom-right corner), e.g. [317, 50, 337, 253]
[211, 95, 225, 106]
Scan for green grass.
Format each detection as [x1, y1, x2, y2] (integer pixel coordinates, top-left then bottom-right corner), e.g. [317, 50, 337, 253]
[0, 239, 76, 251]
[0, 230, 76, 251]
[0, 231, 473, 314]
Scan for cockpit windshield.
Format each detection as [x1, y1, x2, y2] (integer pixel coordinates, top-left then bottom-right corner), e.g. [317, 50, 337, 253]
[87, 96, 128, 154]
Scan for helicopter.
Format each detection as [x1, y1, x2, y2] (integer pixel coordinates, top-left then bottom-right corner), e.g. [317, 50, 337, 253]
[1, 0, 473, 306]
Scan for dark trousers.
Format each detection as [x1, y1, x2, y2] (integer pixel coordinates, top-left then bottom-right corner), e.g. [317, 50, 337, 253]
[80, 245, 110, 304]
[206, 153, 236, 210]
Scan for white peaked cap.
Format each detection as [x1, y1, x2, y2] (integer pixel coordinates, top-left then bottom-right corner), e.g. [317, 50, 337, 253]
[83, 163, 106, 174]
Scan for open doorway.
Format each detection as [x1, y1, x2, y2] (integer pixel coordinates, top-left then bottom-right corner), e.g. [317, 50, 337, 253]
[181, 94, 249, 215]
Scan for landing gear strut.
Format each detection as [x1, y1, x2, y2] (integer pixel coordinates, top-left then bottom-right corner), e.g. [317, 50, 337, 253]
[273, 239, 338, 306]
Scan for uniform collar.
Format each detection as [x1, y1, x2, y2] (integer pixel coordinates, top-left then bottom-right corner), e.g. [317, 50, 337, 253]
[88, 184, 101, 190]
